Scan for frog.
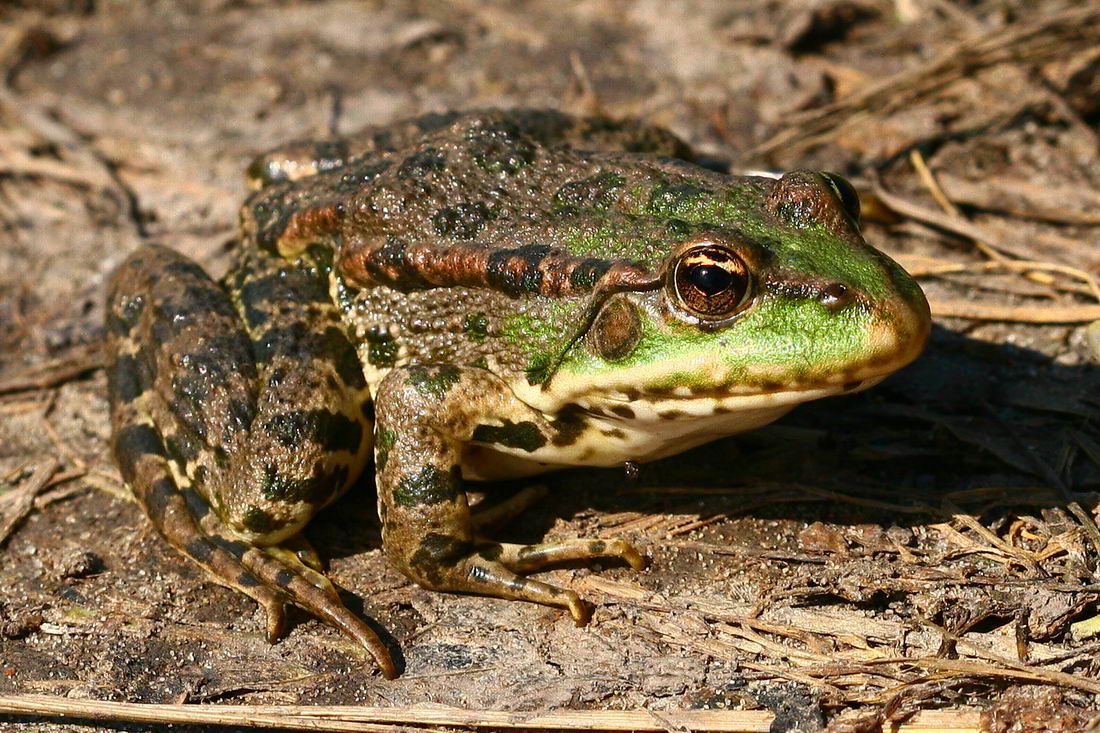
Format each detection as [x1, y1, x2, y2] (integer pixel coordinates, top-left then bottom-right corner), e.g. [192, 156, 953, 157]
[105, 109, 930, 679]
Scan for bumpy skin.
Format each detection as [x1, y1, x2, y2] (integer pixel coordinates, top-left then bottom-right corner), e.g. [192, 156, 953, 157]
[106, 109, 931, 678]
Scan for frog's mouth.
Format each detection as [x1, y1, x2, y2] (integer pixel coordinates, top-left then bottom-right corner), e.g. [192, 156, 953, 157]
[518, 313, 926, 422]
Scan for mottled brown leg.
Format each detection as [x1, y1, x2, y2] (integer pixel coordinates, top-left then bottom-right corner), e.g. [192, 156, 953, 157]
[107, 245, 395, 678]
[374, 364, 644, 624]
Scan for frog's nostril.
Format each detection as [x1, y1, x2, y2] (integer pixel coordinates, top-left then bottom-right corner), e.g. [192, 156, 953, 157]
[820, 283, 851, 310]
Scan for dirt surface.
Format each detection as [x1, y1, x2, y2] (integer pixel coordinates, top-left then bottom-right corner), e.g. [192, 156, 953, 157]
[1, 1, 1100, 730]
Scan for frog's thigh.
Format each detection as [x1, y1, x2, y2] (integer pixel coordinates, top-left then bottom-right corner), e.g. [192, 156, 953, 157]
[374, 364, 642, 623]
[214, 248, 373, 539]
[108, 246, 393, 677]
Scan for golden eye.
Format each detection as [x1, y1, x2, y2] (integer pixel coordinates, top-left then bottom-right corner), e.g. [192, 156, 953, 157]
[821, 172, 861, 222]
[670, 245, 751, 320]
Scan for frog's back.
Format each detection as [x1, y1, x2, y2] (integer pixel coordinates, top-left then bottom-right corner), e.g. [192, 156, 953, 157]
[239, 109, 700, 392]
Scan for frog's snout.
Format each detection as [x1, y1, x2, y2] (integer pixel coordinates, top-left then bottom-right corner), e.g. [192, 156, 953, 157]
[866, 279, 932, 376]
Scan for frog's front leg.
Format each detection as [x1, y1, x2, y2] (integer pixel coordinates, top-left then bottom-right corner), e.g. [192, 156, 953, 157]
[374, 365, 645, 623]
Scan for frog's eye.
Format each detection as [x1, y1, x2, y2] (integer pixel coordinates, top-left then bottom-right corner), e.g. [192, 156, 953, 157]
[821, 172, 861, 222]
[669, 245, 751, 320]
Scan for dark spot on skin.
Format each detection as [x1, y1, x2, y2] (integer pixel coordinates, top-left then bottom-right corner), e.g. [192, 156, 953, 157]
[622, 388, 641, 401]
[375, 427, 397, 473]
[431, 201, 491, 240]
[589, 296, 642, 362]
[141, 476, 176, 519]
[466, 119, 536, 174]
[164, 433, 199, 466]
[588, 541, 607, 554]
[405, 365, 461, 400]
[240, 506, 276, 534]
[113, 424, 166, 483]
[327, 327, 368, 388]
[552, 171, 625, 211]
[471, 420, 548, 452]
[236, 573, 260, 588]
[550, 405, 588, 447]
[463, 312, 489, 342]
[665, 218, 692, 237]
[486, 244, 550, 297]
[274, 569, 294, 587]
[180, 485, 210, 520]
[112, 292, 146, 332]
[409, 533, 473, 586]
[392, 464, 462, 507]
[365, 326, 398, 368]
[263, 409, 364, 456]
[658, 409, 688, 420]
[234, 268, 321, 314]
[259, 464, 320, 503]
[108, 354, 142, 402]
[305, 243, 335, 274]
[243, 302, 267, 331]
[162, 258, 211, 282]
[397, 148, 446, 177]
[209, 534, 250, 560]
[186, 539, 214, 562]
[601, 428, 626, 439]
[360, 398, 375, 422]
[609, 405, 635, 419]
[226, 398, 254, 434]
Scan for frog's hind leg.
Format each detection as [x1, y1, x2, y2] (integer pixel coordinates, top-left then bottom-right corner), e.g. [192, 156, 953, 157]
[106, 245, 395, 678]
[108, 381, 291, 639]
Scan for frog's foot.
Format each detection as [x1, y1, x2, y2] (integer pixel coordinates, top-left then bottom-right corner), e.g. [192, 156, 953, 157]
[404, 537, 642, 620]
[190, 505, 400, 678]
[396, 537, 645, 626]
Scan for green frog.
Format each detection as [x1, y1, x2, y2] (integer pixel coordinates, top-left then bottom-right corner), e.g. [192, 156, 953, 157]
[105, 109, 930, 678]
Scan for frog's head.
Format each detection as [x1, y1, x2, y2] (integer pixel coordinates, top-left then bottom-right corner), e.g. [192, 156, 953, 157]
[514, 170, 930, 430]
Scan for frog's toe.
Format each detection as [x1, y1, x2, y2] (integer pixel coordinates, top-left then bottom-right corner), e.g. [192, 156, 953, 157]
[413, 550, 590, 624]
[494, 538, 648, 573]
[257, 544, 398, 679]
[260, 596, 288, 643]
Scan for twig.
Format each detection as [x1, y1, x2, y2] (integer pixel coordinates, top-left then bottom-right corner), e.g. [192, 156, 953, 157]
[0, 694, 780, 732]
[925, 298, 1100, 323]
[0, 458, 59, 545]
[0, 345, 105, 395]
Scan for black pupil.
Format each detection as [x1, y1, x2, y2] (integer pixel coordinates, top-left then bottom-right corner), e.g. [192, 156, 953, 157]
[689, 264, 732, 295]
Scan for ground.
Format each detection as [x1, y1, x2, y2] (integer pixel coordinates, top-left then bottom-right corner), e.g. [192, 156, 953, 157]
[1, 1, 1099, 731]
